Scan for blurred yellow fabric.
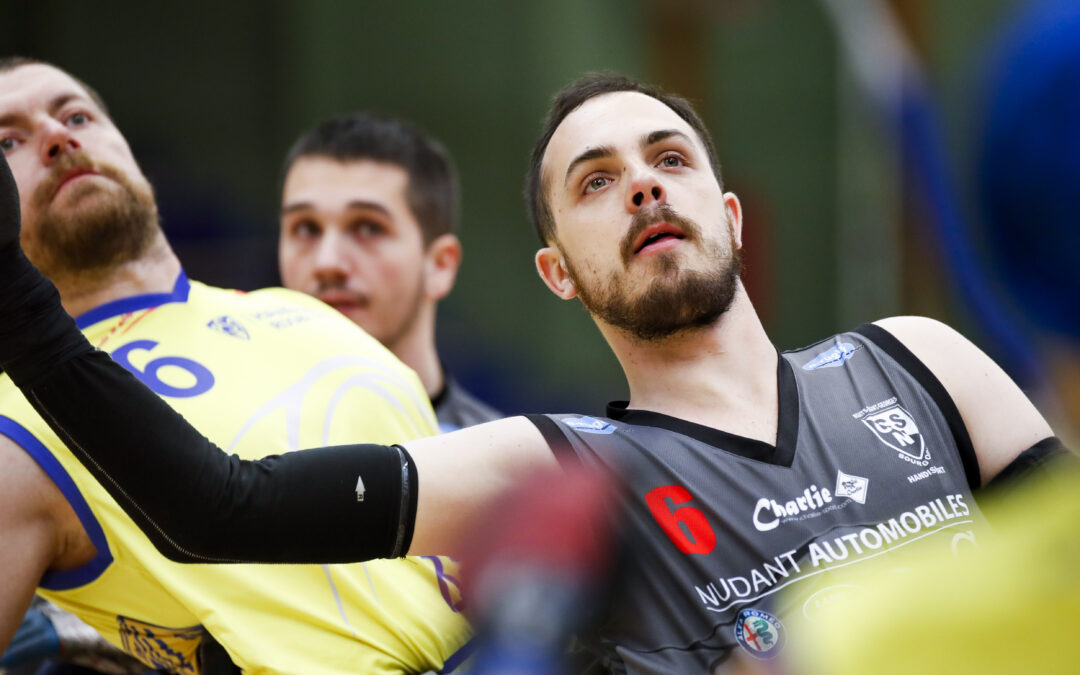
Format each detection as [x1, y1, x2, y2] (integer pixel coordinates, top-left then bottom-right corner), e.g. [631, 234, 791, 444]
[785, 459, 1080, 675]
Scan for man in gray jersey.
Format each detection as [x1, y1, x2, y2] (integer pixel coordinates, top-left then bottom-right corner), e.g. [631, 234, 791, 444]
[0, 73, 1066, 673]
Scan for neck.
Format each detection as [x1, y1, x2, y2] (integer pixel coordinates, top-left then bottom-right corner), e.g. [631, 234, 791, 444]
[385, 301, 445, 400]
[53, 232, 182, 318]
[599, 285, 780, 442]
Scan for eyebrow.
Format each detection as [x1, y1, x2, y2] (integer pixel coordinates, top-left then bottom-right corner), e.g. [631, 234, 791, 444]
[0, 93, 84, 128]
[562, 129, 695, 186]
[644, 129, 692, 147]
[563, 145, 615, 186]
[281, 199, 392, 216]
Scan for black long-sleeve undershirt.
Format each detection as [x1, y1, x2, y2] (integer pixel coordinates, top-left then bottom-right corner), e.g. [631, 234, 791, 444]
[0, 244, 414, 564]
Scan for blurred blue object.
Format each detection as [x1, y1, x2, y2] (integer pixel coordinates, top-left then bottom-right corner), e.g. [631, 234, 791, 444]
[0, 607, 61, 668]
[823, 0, 1046, 389]
[979, 0, 1080, 339]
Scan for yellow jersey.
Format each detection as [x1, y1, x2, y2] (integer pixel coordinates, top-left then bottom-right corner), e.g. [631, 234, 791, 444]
[0, 272, 471, 674]
[784, 461, 1080, 675]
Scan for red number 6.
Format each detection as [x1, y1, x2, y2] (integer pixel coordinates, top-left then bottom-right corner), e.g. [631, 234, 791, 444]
[645, 485, 716, 555]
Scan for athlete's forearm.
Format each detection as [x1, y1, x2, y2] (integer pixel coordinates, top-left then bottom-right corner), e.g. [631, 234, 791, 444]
[0, 259, 414, 563]
[0, 160, 411, 564]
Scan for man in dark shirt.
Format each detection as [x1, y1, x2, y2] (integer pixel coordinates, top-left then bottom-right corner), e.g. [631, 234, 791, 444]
[278, 113, 500, 431]
[0, 73, 1065, 673]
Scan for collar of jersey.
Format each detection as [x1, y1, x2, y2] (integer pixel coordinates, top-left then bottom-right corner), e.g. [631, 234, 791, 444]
[605, 351, 800, 466]
[75, 270, 191, 329]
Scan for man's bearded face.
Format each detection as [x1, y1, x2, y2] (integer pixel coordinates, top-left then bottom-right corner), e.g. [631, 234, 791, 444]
[563, 204, 742, 341]
[24, 148, 158, 278]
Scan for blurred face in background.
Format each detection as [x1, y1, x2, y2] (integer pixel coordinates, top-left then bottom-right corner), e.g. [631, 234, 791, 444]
[0, 63, 158, 277]
[278, 157, 431, 351]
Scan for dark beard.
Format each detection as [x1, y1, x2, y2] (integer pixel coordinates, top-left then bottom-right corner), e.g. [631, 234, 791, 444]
[567, 212, 742, 341]
[26, 150, 158, 278]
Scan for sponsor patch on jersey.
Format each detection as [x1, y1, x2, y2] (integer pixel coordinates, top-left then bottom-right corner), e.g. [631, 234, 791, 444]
[853, 399, 932, 466]
[834, 470, 869, 504]
[254, 307, 312, 329]
[561, 416, 615, 434]
[117, 615, 201, 673]
[802, 341, 856, 370]
[207, 315, 250, 340]
[752, 481, 837, 532]
[733, 608, 784, 659]
[751, 469, 868, 531]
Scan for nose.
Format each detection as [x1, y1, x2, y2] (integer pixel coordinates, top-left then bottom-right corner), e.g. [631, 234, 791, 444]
[626, 170, 665, 212]
[40, 119, 80, 165]
[312, 229, 350, 284]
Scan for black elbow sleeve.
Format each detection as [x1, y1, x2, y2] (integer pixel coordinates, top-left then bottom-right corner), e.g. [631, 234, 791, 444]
[985, 436, 1076, 492]
[0, 245, 419, 564]
[188, 442, 421, 564]
[23, 346, 419, 565]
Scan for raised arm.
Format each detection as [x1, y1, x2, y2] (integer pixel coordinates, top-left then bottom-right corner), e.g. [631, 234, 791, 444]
[873, 316, 1060, 485]
[0, 153, 556, 565]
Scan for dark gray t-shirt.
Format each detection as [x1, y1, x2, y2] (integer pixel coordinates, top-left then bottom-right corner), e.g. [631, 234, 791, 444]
[528, 324, 985, 674]
[432, 376, 502, 432]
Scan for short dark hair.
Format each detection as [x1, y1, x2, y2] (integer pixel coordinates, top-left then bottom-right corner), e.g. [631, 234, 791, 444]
[281, 113, 458, 244]
[525, 72, 724, 244]
[0, 56, 111, 117]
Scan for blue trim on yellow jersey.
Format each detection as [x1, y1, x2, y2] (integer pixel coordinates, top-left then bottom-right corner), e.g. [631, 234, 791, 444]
[75, 271, 191, 329]
[0, 415, 113, 589]
[441, 637, 475, 673]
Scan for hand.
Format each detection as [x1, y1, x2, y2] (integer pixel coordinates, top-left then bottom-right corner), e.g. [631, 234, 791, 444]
[0, 152, 21, 249]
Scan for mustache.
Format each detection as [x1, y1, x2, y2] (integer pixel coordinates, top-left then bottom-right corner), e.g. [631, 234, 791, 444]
[31, 150, 124, 208]
[312, 279, 366, 301]
[619, 204, 701, 264]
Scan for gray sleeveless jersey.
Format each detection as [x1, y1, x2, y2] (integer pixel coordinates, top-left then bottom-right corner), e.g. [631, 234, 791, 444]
[527, 324, 986, 674]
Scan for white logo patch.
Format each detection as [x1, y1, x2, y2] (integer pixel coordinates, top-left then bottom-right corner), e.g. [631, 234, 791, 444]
[834, 470, 869, 504]
[857, 403, 931, 466]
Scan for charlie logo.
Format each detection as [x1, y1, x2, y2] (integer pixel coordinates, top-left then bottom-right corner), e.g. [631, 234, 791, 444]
[834, 470, 868, 504]
[858, 403, 931, 466]
[802, 341, 856, 370]
[752, 482, 834, 532]
[207, 315, 250, 340]
[562, 416, 616, 434]
[733, 608, 784, 659]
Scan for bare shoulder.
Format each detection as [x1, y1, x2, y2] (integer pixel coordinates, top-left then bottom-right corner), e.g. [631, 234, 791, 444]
[872, 316, 1053, 484]
[406, 416, 559, 555]
[0, 433, 94, 563]
[0, 432, 61, 521]
[0, 433, 89, 648]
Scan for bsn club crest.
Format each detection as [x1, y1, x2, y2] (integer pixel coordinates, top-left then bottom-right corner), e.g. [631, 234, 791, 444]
[861, 404, 928, 461]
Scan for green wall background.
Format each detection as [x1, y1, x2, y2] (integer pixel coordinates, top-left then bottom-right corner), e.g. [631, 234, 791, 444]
[1, 0, 1020, 413]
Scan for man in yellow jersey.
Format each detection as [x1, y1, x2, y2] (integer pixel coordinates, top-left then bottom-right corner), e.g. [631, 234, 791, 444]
[0, 57, 471, 674]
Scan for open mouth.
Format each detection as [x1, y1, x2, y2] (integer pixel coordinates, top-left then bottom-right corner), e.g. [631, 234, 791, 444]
[633, 224, 686, 255]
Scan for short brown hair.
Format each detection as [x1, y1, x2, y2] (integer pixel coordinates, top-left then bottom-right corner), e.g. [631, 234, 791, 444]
[0, 56, 111, 117]
[282, 113, 458, 245]
[525, 72, 723, 244]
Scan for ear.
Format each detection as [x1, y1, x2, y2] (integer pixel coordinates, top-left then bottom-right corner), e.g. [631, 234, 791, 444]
[535, 246, 577, 300]
[423, 233, 462, 301]
[723, 192, 744, 249]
